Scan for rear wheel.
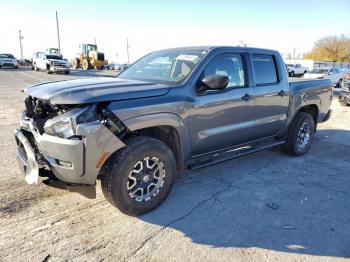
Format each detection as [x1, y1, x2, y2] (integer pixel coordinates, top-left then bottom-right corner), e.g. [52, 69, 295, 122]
[101, 136, 176, 216]
[283, 112, 315, 156]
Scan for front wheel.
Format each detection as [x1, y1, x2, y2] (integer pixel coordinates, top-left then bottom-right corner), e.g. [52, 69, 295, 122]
[283, 112, 315, 156]
[82, 59, 90, 70]
[101, 136, 176, 216]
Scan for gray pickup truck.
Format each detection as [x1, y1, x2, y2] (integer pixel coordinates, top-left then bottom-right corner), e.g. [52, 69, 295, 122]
[15, 46, 332, 215]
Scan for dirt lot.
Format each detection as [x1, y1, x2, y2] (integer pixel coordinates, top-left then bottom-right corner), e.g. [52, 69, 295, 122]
[1, 67, 349, 262]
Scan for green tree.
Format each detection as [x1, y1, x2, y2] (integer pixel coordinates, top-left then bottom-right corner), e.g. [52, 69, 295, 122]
[304, 35, 350, 62]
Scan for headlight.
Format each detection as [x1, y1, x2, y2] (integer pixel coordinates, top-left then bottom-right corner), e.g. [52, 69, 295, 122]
[44, 106, 97, 138]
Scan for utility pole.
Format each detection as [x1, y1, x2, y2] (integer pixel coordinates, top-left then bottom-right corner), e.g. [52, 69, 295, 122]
[56, 11, 61, 54]
[18, 30, 24, 61]
[126, 38, 130, 64]
[293, 48, 296, 60]
[94, 37, 97, 45]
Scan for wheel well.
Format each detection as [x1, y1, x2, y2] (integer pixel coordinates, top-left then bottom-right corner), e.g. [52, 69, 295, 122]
[299, 104, 318, 127]
[134, 126, 182, 179]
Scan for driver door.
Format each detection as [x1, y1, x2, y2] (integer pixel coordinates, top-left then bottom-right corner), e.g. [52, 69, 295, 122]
[189, 53, 257, 156]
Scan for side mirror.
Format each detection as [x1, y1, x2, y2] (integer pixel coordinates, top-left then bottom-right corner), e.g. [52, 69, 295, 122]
[200, 75, 229, 91]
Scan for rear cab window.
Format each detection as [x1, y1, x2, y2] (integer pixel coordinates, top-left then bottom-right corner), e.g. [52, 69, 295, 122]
[252, 54, 278, 85]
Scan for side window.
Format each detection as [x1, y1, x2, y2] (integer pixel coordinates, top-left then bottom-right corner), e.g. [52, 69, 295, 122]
[252, 54, 278, 85]
[334, 68, 340, 73]
[203, 54, 245, 88]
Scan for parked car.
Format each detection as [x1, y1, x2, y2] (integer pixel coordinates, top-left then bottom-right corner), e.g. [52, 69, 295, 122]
[0, 54, 18, 69]
[339, 69, 350, 106]
[15, 46, 332, 216]
[32, 53, 70, 74]
[18, 59, 32, 66]
[303, 67, 343, 87]
[104, 64, 116, 70]
[340, 68, 350, 86]
[286, 63, 308, 77]
[115, 63, 129, 71]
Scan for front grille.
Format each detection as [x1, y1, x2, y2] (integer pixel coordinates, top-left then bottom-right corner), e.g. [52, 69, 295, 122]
[97, 53, 104, 61]
[2, 63, 14, 67]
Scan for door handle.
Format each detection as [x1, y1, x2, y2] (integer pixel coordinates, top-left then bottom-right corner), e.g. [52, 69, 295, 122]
[242, 93, 253, 101]
[278, 90, 286, 97]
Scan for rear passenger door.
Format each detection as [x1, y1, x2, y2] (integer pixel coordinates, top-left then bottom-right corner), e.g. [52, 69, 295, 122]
[250, 54, 289, 138]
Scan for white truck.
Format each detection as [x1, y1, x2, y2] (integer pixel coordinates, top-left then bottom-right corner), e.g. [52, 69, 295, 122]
[32, 52, 70, 74]
[303, 67, 343, 87]
[286, 63, 308, 77]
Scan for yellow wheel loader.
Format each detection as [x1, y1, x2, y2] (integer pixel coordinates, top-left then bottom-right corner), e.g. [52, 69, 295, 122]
[73, 44, 107, 70]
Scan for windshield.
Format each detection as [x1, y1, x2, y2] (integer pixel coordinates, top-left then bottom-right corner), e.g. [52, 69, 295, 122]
[0, 54, 15, 59]
[118, 49, 207, 84]
[87, 45, 97, 51]
[46, 55, 63, 60]
[309, 68, 328, 74]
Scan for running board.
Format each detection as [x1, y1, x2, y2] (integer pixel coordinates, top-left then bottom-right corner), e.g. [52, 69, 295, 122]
[188, 140, 285, 170]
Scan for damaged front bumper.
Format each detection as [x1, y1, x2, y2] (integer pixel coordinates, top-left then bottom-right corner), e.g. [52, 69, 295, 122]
[14, 112, 125, 196]
[50, 65, 69, 73]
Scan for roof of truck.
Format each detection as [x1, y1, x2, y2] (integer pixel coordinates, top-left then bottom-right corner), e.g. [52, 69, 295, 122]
[159, 46, 279, 53]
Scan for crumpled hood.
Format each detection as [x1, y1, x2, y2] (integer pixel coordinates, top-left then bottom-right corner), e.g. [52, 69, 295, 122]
[24, 77, 170, 104]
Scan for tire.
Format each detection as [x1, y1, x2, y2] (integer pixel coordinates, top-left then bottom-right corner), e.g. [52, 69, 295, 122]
[65, 70, 70, 75]
[82, 59, 90, 70]
[283, 112, 315, 156]
[101, 136, 176, 216]
[338, 79, 343, 88]
[290, 71, 294, 77]
[73, 58, 80, 69]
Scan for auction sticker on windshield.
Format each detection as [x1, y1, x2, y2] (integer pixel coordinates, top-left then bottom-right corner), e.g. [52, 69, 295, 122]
[176, 54, 199, 62]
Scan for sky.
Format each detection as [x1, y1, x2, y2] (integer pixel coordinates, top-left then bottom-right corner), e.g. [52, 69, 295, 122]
[1, 0, 349, 63]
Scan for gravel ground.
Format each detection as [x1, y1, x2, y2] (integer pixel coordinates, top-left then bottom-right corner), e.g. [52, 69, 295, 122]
[0, 67, 349, 262]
